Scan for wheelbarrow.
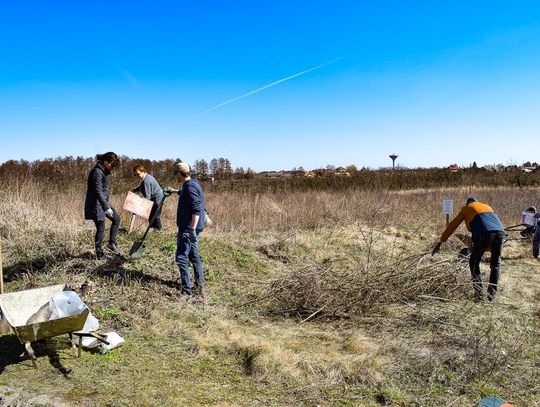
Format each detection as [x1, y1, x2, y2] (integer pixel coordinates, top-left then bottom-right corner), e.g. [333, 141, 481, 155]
[0, 284, 108, 367]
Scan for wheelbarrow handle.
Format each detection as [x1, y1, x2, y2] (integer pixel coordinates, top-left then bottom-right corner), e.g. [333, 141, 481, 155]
[72, 331, 110, 345]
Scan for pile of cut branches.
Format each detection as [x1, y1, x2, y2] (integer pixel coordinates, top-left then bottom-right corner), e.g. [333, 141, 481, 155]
[267, 250, 470, 320]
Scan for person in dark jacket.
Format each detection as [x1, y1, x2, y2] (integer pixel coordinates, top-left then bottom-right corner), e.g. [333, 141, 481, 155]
[432, 197, 505, 301]
[132, 164, 164, 230]
[84, 152, 121, 259]
[167, 161, 205, 296]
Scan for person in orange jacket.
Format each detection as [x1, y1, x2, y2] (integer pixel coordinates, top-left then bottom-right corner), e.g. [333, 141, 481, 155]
[432, 197, 505, 301]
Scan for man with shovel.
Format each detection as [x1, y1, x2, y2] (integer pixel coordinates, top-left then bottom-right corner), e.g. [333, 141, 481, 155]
[432, 197, 505, 301]
[166, 162, 206, 297]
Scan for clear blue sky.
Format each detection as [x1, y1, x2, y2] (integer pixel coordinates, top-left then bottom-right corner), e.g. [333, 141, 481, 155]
[1, 1, 539, 170]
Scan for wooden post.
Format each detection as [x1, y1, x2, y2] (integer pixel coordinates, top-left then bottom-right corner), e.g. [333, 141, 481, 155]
[128, 214, 137, 234]
[78, 335, 83, 358]
[442, 199, 453, 228]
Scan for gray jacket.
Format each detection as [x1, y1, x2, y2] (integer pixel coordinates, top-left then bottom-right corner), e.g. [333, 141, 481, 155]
[133, 173, 164, 204]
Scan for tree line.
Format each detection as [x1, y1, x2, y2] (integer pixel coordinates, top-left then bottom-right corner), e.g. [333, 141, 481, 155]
[192, 158, 256, 179]
[1, 156, 539, 192]
[0, 156, 255, 183]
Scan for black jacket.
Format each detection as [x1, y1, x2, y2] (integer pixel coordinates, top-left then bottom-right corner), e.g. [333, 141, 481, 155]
[84, 163, 112, 221]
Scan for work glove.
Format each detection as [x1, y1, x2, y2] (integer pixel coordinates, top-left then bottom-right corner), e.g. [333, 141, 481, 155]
[431, 241, 442, 256]
[163, 187, 174, 197]
[188, 228, 197, 243]
[204, 211, 213, 226]
[105, 208, 114, 217]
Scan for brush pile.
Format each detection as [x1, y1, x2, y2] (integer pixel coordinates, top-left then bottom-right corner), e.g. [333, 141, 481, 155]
[267, 248, 471, 320]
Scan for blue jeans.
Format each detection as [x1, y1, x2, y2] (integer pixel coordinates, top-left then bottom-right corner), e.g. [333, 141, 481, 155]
[176, 229, 204, 294]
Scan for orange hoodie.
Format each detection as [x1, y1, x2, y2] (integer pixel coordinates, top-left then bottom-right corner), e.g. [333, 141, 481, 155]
[440, 202, 504, 242]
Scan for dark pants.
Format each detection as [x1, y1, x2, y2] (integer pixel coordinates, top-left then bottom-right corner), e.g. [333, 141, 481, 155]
[176, 229, 204, 294]
[149, 203, 162, 230]
[93, 209, 120, 253]
[469, 231, 504, 299]
[533, 226, 540, 258]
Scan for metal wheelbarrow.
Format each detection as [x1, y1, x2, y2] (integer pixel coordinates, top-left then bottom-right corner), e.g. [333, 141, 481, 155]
[0, 284, 106, 367]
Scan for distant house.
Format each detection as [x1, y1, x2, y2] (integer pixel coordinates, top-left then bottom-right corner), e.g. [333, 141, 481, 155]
[521, 166, 536, 173]
[334, 167, 351, 177]
[520, 162, 538, 173]
[304, 171, 316, 178]
[448, 164, 460, 172]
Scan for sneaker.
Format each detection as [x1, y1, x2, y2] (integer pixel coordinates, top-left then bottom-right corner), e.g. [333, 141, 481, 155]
[193, 286, 204, 297]
[106, 243, 121, 255]
[179, 291, 196, 302]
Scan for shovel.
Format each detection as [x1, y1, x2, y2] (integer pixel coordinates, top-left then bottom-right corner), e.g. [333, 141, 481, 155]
[129, 194, 168, 259]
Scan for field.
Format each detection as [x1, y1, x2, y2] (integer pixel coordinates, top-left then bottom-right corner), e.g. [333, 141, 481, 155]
[1, 179, 539, 406]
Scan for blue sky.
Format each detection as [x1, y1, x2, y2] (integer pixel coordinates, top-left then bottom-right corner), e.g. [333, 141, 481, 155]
[1, 1, 539, 170]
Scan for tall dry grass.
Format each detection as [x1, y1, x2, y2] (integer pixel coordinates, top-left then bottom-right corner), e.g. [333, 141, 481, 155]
[1, 178, 537, 264]
[198, 186, 540, 234]
[0, 179, 90, 267]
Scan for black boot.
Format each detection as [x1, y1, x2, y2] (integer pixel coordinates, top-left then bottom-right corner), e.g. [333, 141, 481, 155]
[487, 286, 497, 302]
[107, 242, 121, 255]
[96, 246, 105, 260]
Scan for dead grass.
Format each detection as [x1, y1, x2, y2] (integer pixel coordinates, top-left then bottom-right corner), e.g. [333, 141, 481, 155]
[1, 181, 540, 406]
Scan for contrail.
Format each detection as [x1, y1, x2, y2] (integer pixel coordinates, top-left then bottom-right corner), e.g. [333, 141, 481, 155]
[172, 57, 342, 126]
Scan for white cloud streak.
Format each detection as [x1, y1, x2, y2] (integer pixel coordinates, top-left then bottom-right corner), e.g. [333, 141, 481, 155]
[171, 57, 342, 126]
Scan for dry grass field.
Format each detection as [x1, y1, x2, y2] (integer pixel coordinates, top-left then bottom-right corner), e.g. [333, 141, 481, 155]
[1, 179, 539, 406]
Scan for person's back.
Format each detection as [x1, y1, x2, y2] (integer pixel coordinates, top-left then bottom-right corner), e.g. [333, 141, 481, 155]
[463, 201, 504, 240]
[440, 199, 504, 243]
[140, 173, 164, 203]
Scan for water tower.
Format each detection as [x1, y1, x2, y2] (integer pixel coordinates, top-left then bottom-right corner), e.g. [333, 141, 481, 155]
[389, 154, 398, 170]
